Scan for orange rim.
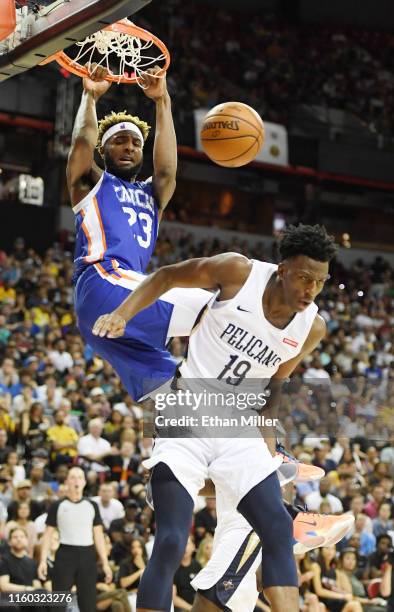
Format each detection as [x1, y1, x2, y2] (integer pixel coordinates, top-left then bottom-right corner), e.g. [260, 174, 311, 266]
[39, 19, 170, 84]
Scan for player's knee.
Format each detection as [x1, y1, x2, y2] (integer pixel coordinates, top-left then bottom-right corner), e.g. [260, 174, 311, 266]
[155, 527, 188, 565]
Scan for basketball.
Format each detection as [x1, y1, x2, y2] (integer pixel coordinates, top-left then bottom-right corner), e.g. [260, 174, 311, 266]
[200, 102, 265, 168]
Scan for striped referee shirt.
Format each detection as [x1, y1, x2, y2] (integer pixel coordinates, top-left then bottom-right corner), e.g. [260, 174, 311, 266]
[46, 497, 102, 546]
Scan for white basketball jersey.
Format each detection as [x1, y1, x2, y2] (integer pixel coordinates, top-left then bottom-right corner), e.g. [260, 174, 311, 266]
[180, 260, 318, 382]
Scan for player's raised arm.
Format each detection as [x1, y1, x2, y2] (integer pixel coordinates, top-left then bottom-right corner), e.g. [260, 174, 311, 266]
[92, 253, 251, 338]
[66, 64, 111, 207]
[141, 67, 177, 212]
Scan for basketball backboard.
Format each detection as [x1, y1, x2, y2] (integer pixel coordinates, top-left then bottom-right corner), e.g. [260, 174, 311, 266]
[0, 0, 152, 82]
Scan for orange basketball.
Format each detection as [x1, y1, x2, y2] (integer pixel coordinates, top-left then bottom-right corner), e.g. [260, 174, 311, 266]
[200, 102, 265, 167]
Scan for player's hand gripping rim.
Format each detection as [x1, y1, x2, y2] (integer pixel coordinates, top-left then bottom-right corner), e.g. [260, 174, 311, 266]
[92, 313, 126, 338]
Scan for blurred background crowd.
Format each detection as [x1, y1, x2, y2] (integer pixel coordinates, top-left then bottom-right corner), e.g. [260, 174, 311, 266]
[0, 229, 392, 611]
[138, 0, 394, 141]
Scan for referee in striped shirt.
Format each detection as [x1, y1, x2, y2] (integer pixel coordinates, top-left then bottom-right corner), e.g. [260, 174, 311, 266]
[38, 467, 112, 612]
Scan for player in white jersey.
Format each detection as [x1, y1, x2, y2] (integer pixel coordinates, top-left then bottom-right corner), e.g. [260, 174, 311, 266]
[93, 224, 338, 612]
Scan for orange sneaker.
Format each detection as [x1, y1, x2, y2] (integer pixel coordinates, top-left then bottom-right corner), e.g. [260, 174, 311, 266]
[293, 512, 355, 554]
[276, 443, 325, 482]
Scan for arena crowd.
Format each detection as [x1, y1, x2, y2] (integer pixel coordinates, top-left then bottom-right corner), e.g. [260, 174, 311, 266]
[138, 0, 394, 141]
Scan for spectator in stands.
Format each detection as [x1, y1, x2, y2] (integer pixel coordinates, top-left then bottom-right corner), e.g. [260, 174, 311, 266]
[48, 338, 74, 373]
[381, 548, 394, 612]
[29, 464, 52, 502]
[5, 501, 37, 557]
[0, 466, 13, 509]
[345, 514, 376, 556]
[372, 501, 393, 537]
[339, 548, 383, 612]
[8, 480, 43, 521]
[0, 358, 19, 394]
[312, 442, 337, 474]
[381, 434, 394, 468]
[173, 535, 201, 612]
[364, 485, 386, 519]
[0, 527, 42, 605]
[20, 402, 50, 458]
[77, 418, 115, 472]
[0, 397, 15, 438]
[118, 536, 147, 611]
[109, 501, 144, 565]
[95, 533, 131, 612]
[310, 545, 362, 611]
[105, 441, 141, 498]
[195, 534, 213, 568]
[368, 534, 393, 580]
[46, 409, 79, 465]
[92, 483, 125, 531]
[0, 429, 12, 463]
[194, 498, 217, 543]
[4, 451, 25, 486]
[348, 495, 373, 533]
[306, 477, 344, 514]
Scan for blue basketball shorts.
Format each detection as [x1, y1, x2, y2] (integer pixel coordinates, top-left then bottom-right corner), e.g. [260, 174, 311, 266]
[74, 264, 212, 401]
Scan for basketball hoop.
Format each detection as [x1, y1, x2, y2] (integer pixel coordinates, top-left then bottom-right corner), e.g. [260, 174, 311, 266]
[40, 19, 170, 85]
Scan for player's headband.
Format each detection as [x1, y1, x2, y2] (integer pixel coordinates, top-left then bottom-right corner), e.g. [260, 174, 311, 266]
[101, 122, 144, 148]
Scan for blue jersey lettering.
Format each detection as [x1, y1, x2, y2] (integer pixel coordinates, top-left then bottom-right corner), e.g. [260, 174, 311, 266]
[73, 172, 159, 282]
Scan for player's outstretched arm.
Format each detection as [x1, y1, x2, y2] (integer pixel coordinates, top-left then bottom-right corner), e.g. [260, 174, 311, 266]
[141, 67, 177, 212]
[66, 64, 111, 207]
[92, 253, 251, 338]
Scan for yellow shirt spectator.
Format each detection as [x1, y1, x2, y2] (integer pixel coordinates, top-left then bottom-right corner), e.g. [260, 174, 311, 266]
[30, 307, 50, 328]
[47, 413, 79, 458]
[0, 286, 16, 305]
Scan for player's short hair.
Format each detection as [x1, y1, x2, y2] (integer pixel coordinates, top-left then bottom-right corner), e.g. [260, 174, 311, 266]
[97, 111, 150, 155]
[279, 224, 337, 262]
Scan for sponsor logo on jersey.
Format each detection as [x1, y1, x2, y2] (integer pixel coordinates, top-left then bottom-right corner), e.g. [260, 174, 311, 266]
[236, 305, 251, 312]
[220, 323, 282, 368]
[283, 337, 298, 348]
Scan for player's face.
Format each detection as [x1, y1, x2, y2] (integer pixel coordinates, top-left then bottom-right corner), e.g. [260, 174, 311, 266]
[104, 131, 143, 180]
[278, 255, 330, 312]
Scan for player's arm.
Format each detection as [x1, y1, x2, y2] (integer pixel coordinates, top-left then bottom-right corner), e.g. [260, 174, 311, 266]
[93, 253, 251, 338]
[66, 64, 111, 207]
[141, 68, 177, 212]
[259, 314, 326, 455]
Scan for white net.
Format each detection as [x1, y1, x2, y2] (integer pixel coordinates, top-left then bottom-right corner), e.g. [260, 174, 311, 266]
[71, 28, 166, 85]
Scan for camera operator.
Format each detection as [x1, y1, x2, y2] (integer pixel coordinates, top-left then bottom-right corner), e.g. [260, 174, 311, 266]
[381, 547, 394, 612]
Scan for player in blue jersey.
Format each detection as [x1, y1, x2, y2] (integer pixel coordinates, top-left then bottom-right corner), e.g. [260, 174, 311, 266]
[69, 64, 210, 400]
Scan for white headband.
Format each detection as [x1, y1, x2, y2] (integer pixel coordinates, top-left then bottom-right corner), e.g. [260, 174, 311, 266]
[101, 122, 144, 148]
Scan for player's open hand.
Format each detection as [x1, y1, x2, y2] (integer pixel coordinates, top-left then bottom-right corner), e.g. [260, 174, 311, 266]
[83, 63, 112, 101]
[92, 313, 126, 338]
[140, 66, 168, 101]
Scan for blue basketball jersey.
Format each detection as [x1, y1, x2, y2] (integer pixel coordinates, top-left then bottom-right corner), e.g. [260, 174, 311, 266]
[73, 171, 159, 282]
